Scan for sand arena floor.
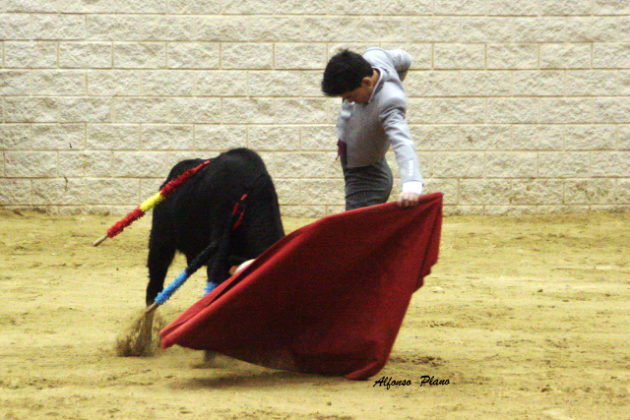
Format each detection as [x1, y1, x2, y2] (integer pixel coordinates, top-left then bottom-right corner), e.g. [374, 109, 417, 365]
[0, 209, 628, 419]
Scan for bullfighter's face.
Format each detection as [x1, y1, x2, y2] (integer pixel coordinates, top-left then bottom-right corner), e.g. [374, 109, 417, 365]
[341, 69, 379, 104]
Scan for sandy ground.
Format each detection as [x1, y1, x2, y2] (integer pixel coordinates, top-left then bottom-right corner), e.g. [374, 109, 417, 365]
[0, 208, 629, 419]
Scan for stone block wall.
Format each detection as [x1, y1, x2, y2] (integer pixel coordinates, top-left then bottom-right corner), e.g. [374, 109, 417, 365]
[1, 0, 629, 216]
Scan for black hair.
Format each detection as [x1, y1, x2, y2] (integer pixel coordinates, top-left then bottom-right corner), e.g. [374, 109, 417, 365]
[321, 50, 373, 97]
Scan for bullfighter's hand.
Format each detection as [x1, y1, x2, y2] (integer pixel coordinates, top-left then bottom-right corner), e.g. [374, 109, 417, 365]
[397, 191, 421, 208]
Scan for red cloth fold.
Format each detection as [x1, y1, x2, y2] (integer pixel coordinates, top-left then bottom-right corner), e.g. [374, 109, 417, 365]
[160, 192, 443, 379]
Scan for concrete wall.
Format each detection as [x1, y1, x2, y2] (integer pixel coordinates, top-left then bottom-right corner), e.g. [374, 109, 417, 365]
[1, 0, 629, 216]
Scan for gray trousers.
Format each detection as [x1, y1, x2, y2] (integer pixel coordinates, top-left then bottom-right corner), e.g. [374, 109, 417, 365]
[341, 152, 393, 211]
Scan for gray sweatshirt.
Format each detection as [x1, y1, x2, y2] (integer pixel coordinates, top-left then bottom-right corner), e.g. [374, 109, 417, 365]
[336, 48, 423, 194]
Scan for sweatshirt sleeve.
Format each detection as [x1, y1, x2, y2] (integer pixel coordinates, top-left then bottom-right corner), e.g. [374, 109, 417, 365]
[364, 47, 412, 76]
[387, 49, 412, 74]
[379, 99, 423, 191]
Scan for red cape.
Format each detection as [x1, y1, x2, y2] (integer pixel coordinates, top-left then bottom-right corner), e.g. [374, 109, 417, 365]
[160, 192, 443, 379]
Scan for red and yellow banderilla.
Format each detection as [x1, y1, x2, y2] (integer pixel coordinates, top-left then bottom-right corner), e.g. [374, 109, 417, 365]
[93, 160, 211, 247]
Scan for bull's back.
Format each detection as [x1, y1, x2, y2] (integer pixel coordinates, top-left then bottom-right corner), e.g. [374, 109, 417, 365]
[151, 148, 274, 255]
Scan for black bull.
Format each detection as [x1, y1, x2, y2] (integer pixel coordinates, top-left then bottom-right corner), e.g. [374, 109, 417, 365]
[146, 148, 285, 305]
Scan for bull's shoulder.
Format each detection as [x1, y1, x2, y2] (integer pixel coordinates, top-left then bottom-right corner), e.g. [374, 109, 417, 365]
[165, 158, 208, 182]
[161, 148, 267, 189]
[220, 148, 266, 169]
[223, 147, 262, 161]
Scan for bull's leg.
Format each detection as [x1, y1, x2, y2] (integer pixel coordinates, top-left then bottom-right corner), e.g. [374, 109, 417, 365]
[146, 238, 176, 306]
[202, 250, 218, 364]
[204, 254, 223, 296]
[207, 230, 233, 284]
[203, 241, 221, 364]
[203, 223, 230, 293]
